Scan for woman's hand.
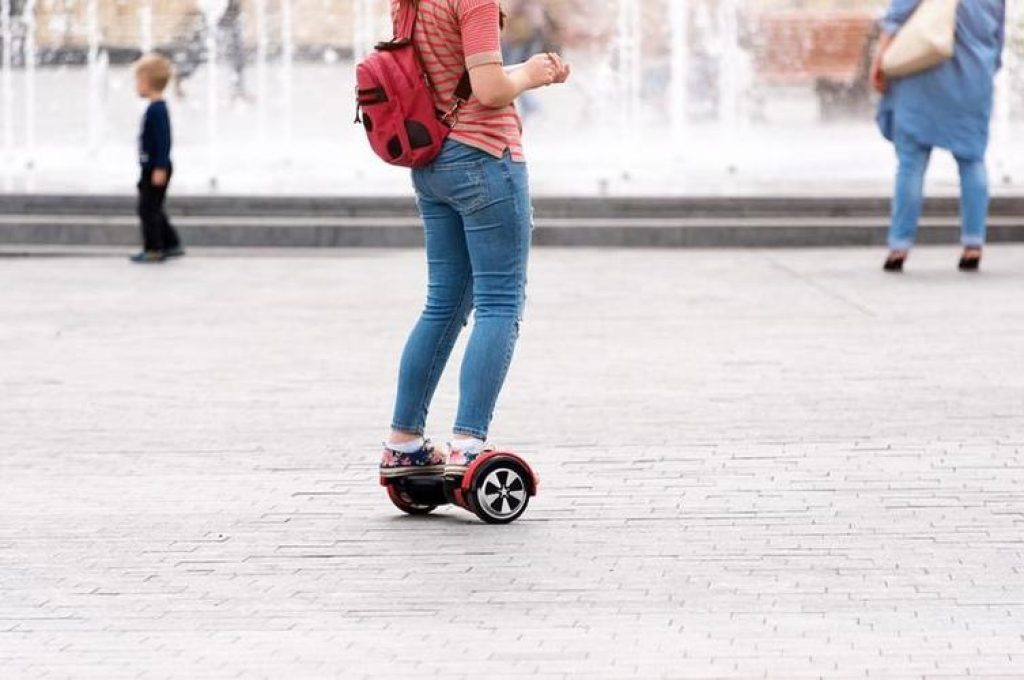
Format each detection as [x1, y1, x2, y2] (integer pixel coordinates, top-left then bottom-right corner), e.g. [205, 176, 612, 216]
[871, 33, 895, 94]
[870, 56, 887, 94]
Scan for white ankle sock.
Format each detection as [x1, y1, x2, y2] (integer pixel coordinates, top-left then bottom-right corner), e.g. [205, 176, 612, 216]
[451, 437, 486, 455]
[387, 437, 424, 454]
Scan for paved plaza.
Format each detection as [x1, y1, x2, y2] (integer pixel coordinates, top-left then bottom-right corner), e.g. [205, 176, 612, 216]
[2, 245, 1024, 679]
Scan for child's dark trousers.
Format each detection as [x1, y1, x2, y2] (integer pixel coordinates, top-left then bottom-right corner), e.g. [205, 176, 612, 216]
[137, 167, 181, 252]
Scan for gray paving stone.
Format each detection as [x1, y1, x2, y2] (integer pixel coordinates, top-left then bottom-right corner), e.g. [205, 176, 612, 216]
[1, 246, 1023, 678]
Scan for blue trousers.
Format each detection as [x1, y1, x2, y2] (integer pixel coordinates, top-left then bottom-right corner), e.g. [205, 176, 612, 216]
[391, 140, 532, 440]
[889, 130, 989, 251]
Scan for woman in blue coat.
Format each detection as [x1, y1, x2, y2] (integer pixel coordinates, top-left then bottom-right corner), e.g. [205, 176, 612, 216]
[870, 0, 1006, 272]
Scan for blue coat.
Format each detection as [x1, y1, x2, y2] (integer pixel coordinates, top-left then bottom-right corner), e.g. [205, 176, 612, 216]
[877, 0, 1005, 159]
[139, 100, 172, 170]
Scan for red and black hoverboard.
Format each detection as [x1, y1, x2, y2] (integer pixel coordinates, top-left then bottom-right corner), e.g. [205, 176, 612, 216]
[381, 451, 538, 524]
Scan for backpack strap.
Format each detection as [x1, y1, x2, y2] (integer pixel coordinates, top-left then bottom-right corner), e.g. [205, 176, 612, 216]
[454, 71, 472, 102]
[395, 2, 417, 41]
[442, 71, 473, 127]
[396, 2, 474, 127]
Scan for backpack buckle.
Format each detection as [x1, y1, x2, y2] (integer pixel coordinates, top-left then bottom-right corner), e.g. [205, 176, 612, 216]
[441, 100, 463, 128]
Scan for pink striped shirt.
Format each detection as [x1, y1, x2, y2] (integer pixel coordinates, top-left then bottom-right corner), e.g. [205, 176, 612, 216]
[391, 0, 525, 161]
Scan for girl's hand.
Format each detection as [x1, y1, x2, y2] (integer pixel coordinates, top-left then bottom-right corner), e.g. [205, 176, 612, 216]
[522, 53, 559, 89]
[546, 53, 572, 84]
[473, 52, 571, 108]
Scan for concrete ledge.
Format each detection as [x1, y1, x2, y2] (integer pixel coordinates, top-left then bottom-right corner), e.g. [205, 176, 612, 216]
[2, 194, 1023, 248]
[8, 193, 1024, 218]
[3, 214, 1024, 248]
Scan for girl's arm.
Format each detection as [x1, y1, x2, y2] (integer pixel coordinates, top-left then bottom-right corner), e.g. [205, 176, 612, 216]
[470, 55, 567, 108]
[458, 0, 569, 109]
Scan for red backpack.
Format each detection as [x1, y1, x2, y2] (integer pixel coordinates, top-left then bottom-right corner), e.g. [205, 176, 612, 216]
[354, 5, 471, 168]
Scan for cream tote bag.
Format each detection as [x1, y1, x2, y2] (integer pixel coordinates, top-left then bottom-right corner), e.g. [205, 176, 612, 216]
[882, 0, 960, 78]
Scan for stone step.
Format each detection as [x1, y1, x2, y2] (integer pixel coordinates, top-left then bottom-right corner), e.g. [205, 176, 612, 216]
[2, 213, 1023, 248]
[4, 193, 1024, 219]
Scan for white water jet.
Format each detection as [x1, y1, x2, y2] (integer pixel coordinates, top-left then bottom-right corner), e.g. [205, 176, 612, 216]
[353, 0, 372, 62]
[255, 0, 268, 142]
[716, 0, 740, 131]
[669, 0, 690, 147]
[715, 0, 744, 180]
[201, 0, 222, 188]
[993, 0, 1018, 184]
[614, 0, 641, 132]
[24, 0, 38, 176]
[86, 0, 103, 157]
[1, 0, 13, 168]
[354, 0, 387, 60]
[139, 0, 153, 54]
[281, 0, 294, 152]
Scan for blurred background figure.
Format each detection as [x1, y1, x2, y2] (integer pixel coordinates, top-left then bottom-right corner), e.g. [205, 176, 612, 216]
[7, 0, 29, 66]
[159, 0, 247, 103]
[131, 53, 183, 263]
[166, 10, 207, 99]
[871, 0, 1006, 273]
[218, 0, 249, 102]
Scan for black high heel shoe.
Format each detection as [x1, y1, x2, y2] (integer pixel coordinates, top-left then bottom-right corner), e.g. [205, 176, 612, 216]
[883, 251, 907, 273]
[958, 248, 982, 272]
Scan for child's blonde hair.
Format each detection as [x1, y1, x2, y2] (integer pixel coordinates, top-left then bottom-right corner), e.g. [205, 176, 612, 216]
[135, 53, 173, 93]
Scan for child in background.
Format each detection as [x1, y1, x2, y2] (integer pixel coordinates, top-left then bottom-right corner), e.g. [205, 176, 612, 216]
[132, 54, 184, 264]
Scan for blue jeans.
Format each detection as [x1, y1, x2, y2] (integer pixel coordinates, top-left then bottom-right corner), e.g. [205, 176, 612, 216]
[391, 140, 532, 440]
[889, 130, 989, 251]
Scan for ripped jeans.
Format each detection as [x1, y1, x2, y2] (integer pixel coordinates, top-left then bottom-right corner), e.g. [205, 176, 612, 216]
[391, 139, 532, 440]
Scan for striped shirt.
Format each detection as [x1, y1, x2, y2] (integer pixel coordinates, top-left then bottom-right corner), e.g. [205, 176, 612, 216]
[391, 0, 525, 161]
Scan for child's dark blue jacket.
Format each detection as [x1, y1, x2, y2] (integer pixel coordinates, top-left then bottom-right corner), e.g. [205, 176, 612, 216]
[139, 100, 172, 170]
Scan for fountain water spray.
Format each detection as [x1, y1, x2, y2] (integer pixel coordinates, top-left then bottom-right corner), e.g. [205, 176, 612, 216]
[1, 0, 13, 169]
[669, 0, 690, 147]
[201, 0, 222, 188]
[139, 0, 153, 54]
[86, 0, 105, 157]
[715, 0, 743, 180]
[24, 0, 38, 176]
[993, 0, 1018, 184]
[281, 0, 294, 151]
[716, 0, 740, 131]
[353, 0, 374, 62]
[255, 0, 268, 142]
[614, 0, 641, 132]
[604, 0, 643, 190]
